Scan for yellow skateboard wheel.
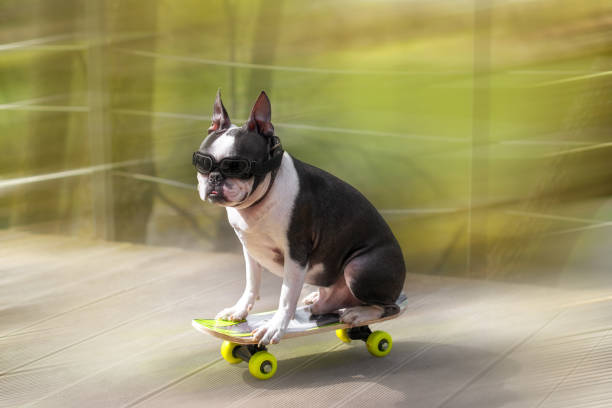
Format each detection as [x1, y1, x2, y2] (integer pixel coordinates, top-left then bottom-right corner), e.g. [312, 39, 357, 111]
[366, 331, 392, 357]
[335, 328, 352, 343]
[220, 341, 242, 364]
[248, 351, 277, 380]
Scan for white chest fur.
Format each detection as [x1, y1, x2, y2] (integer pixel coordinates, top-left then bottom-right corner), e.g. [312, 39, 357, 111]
[226, 152, 299, 276]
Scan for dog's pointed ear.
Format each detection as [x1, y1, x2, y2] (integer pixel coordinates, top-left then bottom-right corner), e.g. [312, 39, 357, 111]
[246, 91, 274, 137]
[208, 89, 231, 134]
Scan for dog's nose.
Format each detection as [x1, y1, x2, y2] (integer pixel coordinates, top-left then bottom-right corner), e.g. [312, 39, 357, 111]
[209, 172, 223, 185]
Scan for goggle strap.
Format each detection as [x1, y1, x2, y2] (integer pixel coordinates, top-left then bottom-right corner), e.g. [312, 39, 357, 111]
[253, 149, 283, 176]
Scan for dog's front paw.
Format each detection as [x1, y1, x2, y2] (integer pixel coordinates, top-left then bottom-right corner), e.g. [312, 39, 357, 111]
[215, 306, 249, 322]
[251, 313, 288, 346]
[215, 297, 254, 322]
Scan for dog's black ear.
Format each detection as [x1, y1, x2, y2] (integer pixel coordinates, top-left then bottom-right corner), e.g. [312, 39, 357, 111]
[208, 89, 231, 134]
[246, 91, 274, 137]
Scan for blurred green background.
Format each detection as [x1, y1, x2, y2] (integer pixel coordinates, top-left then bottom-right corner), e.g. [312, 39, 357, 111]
[1, 0, 610, 282]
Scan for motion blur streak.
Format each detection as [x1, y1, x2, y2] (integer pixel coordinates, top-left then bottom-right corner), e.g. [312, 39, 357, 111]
[0, 0, 610, 278]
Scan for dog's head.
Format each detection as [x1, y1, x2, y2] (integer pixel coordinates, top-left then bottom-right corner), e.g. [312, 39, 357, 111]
[194, 90, 282, 207]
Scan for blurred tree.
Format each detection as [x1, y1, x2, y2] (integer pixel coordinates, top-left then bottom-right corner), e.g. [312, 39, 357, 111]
[468, 0, 492, 278]
[224, 0, 237, 114]
[246, 0, 285, 103]
[488, 60, 612, 283]
[12, 0, 79, 232]
[106, 0, 158, 243]
[212, 0, 286, 251]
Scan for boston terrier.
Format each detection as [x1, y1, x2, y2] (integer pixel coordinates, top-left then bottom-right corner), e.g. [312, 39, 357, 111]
[193, 91, 406, 346]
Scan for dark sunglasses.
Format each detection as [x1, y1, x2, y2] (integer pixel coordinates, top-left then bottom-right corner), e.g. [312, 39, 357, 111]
[193, 136, 284, 179]
[192, 153, 255, 179]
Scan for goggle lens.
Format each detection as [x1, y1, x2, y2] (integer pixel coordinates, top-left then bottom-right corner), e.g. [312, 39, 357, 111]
[219, 159, 250, 176]
[193, 153, 213, 173]
[193, 152, 251, 178]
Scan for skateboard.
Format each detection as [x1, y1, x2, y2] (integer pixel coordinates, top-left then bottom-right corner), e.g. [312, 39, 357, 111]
[192, 293, 408, 380]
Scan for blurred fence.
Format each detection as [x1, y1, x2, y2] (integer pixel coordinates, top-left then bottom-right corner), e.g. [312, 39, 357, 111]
[0, 0, 610, 280]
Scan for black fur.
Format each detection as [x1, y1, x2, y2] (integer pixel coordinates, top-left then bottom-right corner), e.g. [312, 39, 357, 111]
[200, 126, 269, 159]
[287, 156, 406, 308]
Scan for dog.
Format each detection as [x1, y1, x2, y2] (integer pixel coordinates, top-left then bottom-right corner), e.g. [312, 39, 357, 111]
[193, 91, 406, 346]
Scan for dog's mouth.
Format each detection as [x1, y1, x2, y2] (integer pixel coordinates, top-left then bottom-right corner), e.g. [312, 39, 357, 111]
[208, 189, 224, 202]
[203, 178, 252, 206]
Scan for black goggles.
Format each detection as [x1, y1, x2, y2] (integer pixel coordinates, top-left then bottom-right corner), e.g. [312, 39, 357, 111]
[192, 136, 284, 179]
[192, 153, 256, 179]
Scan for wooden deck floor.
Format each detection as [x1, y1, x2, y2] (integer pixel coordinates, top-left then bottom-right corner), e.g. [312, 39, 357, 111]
[1, 229, 611, 408]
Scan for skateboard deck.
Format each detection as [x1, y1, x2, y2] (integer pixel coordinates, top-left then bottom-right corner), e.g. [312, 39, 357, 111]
[192, 293, 408, 344]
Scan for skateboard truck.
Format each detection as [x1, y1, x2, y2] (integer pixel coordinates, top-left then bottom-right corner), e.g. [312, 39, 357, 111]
[232, 344, 266, 363]
[347, 325, 372, 341]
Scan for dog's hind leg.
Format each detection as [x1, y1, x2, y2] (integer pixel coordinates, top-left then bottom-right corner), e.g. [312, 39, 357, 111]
[302, 290, 319, 305]
[307, 277, 361, 315]
[341, 244, 405, 323]
[339, 305, 384, 325]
